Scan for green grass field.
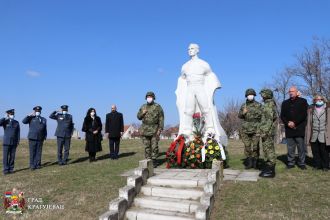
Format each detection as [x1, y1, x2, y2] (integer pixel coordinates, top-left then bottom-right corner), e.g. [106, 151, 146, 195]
[0, 139, 329, 220]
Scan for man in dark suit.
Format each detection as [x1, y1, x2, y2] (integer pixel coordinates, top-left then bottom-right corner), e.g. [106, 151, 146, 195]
[0, 109, 20, 175]
[22, 106, 47, 170]
[280, 86, 308, 169]
[50, 105, 74, 165]
[105, 105, 124, 159]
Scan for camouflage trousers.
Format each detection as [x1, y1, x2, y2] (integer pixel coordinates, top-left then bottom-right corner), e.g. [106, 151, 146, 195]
[241, 133, 260, 158]
[142, 135, 159, 160]
[261, 135, 276, 166]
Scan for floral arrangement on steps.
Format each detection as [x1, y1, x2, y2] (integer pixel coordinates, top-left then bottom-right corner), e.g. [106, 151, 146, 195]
[166, 135, 186, 168]
[166, 112, 226, 169]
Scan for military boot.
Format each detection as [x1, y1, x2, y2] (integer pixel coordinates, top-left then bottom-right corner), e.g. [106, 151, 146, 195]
[252, 158, 258, 169]
[259, 165, 275, 178]
[152, 159, 158, 168]
[245, 157, 253, 169]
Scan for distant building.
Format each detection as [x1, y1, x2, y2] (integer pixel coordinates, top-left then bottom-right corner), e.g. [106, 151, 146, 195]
[72, 128, 81, 139]
[161, 127, 179, 139]
[229, 130, 240, 140]
[122, 125, 138, 139]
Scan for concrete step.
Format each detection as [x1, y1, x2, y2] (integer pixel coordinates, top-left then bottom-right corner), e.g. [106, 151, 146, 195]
[147, 176, 208, 188]
[125, 207, 195, 220]
[141, 185, 204, 200]
[133, 196, 200, 214]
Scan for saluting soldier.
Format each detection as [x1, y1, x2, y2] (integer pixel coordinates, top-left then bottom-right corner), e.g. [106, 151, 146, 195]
[0, 109, 20, 175]
[22, 106, 47, 170]
[50, 105, 74, 165]
[137, 91, 164, 168]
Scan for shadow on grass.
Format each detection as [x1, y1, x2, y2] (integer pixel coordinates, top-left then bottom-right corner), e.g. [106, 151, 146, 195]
[277, 154, 314, 167]
[69, 152, 137, 164]
[14, 160, 62, 173]
[70, 156, 90, 164]
[96, 152, 137, 161]
[14, 167, 30, 173]
[154, 151, 168, 167]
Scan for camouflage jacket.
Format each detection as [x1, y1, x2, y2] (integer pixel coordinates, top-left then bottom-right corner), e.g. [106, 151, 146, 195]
[258, 99, 278, 136]
[137, 102, 164, 136]
[238, 100, 262, 134]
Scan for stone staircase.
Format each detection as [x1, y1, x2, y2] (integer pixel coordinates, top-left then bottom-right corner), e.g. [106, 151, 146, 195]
[99, 160, 222, 220]
[125, 168, 219, 220]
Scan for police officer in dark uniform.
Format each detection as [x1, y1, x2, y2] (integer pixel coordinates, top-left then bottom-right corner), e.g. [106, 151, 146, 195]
[0, 109, 20, 175]
[50, 105, 74, 165]
[22, 106, 47, 170]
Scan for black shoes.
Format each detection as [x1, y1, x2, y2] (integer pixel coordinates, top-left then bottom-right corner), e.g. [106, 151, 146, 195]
[252, 158, 258, 169]
[298, 165, 307, 170]
[245, 157, 253, 169]
[286, 164, 295, 169]
[153, 160, 158, 168]
[259, 165, 276, 178]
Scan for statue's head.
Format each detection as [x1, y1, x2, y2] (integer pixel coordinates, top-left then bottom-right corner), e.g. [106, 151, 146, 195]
[188, 43, 199, 57]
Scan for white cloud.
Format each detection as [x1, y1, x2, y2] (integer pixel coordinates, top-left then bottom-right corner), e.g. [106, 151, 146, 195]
[26, 70, 41, 77]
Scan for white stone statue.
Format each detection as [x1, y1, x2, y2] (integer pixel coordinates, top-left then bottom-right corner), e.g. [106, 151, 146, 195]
[175, 43, 228, 146]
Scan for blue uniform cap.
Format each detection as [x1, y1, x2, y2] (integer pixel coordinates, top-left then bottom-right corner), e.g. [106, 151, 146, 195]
[6, 109, 15, 115]
[33, 106, 42, 111]
[61, 105, 69, 110]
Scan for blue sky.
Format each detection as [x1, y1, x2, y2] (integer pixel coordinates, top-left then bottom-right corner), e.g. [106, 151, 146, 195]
[0, 0, 329, 138]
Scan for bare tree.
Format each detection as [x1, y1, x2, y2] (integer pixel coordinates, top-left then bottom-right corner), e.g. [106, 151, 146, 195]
[218, 99, 243, 138]
[291, 38, 330, 99]
[264, 67, 295, 113]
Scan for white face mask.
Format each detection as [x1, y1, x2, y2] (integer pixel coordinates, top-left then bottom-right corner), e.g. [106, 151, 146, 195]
[147, 97, 153, 103]
[9, 115, 15, 119]
[247, 95, 255, 101]
[62, 111, 67, 115]
[90, 112, 95, 117]
[35, 112, 41, 116]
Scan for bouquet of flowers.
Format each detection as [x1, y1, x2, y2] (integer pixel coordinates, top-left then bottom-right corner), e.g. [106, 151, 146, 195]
[182, 136, 204, 168]
[166, 135, 186, 168]
[166, 112, 227, 169]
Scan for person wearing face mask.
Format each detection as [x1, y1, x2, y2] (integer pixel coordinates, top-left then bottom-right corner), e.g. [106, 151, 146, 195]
[0, 109, 20, 175]
[82, 108, 103, 162]
[137, 91, 164, 168]
[238, 88, 262, 169]
[105, 105, 124, 160]
[49, 105, 74, 165]
[305, 95, 330, 171]
[22, 106, 47, 170]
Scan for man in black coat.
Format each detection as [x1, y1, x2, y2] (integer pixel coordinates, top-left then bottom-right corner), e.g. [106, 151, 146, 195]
[105, 105, 124, 159]
[22, 106, 47, 170]
[0, 109, 20, 175]
[280, 86, 308, 169]
[50, 105, 74, 165]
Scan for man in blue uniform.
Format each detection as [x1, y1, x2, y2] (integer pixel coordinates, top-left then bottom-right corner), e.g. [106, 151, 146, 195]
[0, 109, 20, 175]
[50, 105, 74, 165]
[22, 106, 47, 170]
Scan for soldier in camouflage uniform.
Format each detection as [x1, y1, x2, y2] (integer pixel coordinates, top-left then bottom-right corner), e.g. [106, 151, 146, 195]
[238, 88, 262, 169]
[137, 91, 164, 167]
[258, 89, 278, 178]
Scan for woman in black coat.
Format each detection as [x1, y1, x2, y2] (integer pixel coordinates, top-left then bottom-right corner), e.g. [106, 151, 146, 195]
[82, 108, 102, 162]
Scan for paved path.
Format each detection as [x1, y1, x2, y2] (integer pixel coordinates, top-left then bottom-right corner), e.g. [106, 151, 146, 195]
[223, 169, 259, 182]
[122, 168, 260, 182]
